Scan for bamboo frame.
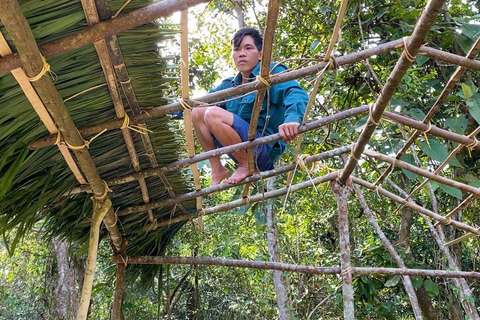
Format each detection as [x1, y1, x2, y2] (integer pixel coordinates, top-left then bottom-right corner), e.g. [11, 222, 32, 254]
[375, 36, 480, 185]
[109, 255, 480, 279]
[339, 0, 447, 184]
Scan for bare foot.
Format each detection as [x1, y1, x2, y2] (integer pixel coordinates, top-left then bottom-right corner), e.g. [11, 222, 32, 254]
[225, 166, 257, 184]
[211, 167, 230, 186]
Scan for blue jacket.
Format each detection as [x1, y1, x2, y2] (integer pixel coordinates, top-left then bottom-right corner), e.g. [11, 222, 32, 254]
[210, 62, 308, 162]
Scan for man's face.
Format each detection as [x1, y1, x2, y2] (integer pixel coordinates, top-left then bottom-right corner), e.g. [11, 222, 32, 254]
[232, 35, 262, 75]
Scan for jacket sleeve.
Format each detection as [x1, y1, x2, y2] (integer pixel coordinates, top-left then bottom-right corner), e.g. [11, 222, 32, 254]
[269, 64, 308, 124]
[208, 77, 235, 109]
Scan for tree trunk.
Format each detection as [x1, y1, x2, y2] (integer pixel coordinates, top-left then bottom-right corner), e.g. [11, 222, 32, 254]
[233, 0, 245, 29]
[51, 239, 81, 320]
[266, 177, 291, 320]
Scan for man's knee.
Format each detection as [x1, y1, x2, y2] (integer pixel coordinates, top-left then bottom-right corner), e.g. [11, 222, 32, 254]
[204, 106, 227, 128]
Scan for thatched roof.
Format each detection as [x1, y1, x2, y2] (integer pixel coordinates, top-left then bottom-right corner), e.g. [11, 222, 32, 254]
[0, 0, 196, 266]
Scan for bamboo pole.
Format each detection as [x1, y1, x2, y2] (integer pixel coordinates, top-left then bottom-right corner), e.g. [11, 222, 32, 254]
[66, 107, 367, 196]
[0, 0, 211, 75]
[111, 261, 126, 320]
[118, 147, 350, 216]
[109, 255, 480, 279]
[375, 36, 480, 185]
[363, 149, 480, 196]
[78, 199, 112, 319]
[330, 180, 354, 319]
[338, 0, 447, 184]
[137, 173, 340, 231]
[247, 0, 280, 173]
[29, 38, 408, 150]
[352, 177, 480, 236]
[381, 112, 480, 151]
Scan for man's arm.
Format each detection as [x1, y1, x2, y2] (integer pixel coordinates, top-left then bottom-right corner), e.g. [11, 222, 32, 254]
[279, 122, 300, 143]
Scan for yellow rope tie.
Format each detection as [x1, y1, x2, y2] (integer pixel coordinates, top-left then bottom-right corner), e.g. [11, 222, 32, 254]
[298, 154, 314, 174]
[467, 137, 479, 158]
[328, 56, 339, 70]
[64, 128, 107, 150]
[28, 55, 50, 82]
[120, 114, 152, 135]
[120, 254, 128, 267]
[256, 75, 271, 88]
[442, 217, 452, 225]
[94, 180, 112, 202]
[106, 217, 118, 228]
[340, 266, 352, 277]
[113, 0, 132, 18]
[165, 186, 173, 193]
[368, 104, 380, 126]
[199, 208, 206, 217]
[402, 37, 416, 63]
[179, 98, 192, 110]
[350, 144, 359, 161]
[55, 131, 61, 145]
[119, 78, 132, 85]
[244, 196, 251, 205]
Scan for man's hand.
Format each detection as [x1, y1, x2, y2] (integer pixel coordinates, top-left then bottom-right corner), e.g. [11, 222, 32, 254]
[279, 122, 300, 143]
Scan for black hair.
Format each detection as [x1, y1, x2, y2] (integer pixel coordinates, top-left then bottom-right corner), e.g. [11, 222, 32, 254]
[231, 27, 263, 51]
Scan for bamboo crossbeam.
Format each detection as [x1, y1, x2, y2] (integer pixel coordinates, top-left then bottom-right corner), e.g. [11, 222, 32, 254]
[382, 112, 480, 151]
[109, 255, 480, 279]
[338, 0, 446, 184]
[138, 172, 339, 231]
[29, 39, 408, 150]
[419, 45, 480, 72]
[0, 0, 211, 75]
[118, 146, 351, 216]
[66, 107, 366, 195]
[352, 177, 480, 236]
[364, 149, 480, 196]
[375, 36, 480, 185]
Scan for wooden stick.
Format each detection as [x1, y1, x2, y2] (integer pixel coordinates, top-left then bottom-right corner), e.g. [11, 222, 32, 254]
[118, 146, 351, 216]
[29, 38, 407, 150]
[109, 255, 480, 279]
[338, 0, 447, 184]
[67, 107, 367, 195]
[0, 0, 211, 75]
[352, 177, 480, 236]
[375, 36, 480, 185]
[330, 179, 354, 319]
[363, 149, 480, 196]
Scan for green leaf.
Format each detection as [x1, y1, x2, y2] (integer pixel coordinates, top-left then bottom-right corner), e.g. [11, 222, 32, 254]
[438, 183, 463, 199]
[445, 116, 468, 134]
[409, 108, 426, 121]
[467, 93, 480, 125]
[462, 83, 473, 99]
[424, 279, 439, 297]
[418, 138, 462, 167]
[400, 154, 418, 180]
[384, 275, 401, 287]
[416, 55, 429, 66]
[412, 276, 423, 289]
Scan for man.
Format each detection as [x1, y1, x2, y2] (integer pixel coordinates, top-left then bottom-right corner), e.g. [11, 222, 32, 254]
[192, 28, 308, 186]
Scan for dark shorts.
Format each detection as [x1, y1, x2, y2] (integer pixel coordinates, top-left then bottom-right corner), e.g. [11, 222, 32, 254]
[214, 114, 274, 171]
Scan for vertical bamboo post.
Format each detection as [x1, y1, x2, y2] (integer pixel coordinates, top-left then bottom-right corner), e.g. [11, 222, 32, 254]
[330, 179, 354, 319]
[266, 177, 291, 319]
[77, 199, 112, 319]
[180, 9, 204, 230]
[111, 241, 128, 320]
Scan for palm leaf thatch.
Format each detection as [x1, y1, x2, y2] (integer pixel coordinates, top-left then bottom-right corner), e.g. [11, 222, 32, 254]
[0, 0, 194, 281]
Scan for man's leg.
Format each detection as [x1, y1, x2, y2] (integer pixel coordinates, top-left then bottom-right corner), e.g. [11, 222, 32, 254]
[192, 107, 230, 186]
[202, 107, 254, 184]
